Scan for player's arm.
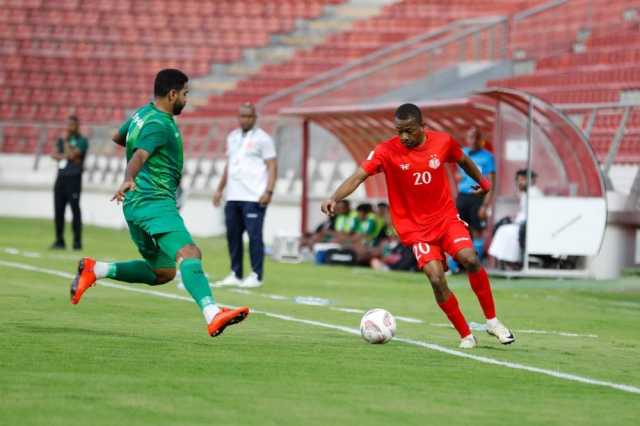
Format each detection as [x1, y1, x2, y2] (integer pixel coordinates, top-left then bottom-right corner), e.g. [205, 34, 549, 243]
[112, 116, 132, 147]
[478, 171, 496, 219]
[265, 158, 277, 194]
[213, 133, 235, 207]
[67, 147, 82, 163]
[112, 120, 164, 203]
[258, 134, 278, 207]
[258, 158, 278, 207]
[63, 139, 84, 164]
[212, 161, 228, 207]
[321, 167, 369, 216]
[112, 130, 126, 147]
[457, 154, 491, 196]
[51, 139, 64, 161]
[111, 148, 150, 203]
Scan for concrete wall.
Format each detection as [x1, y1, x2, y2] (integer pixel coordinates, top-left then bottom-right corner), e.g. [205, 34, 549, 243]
[0, 186, 302, 244]
[0, 154, 301, 243]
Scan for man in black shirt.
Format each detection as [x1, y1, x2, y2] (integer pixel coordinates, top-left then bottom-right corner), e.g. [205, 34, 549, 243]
[50, 116, 88, 250]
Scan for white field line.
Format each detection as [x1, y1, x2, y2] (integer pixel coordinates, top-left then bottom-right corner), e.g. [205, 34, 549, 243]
[606, 300, 640, 309]
[1, 247, 610, 331]
[1, 259, 640, 395]
[394, 316, 425, 324]
[3, 245, 635, 322]
[331, 307, 365, 314]
[4, 247, 77, 260]
[429, 323, 599, 339]
[0, 249, 606, 332]
[230, 288, 426, 323]
[516, 329, 599, 338]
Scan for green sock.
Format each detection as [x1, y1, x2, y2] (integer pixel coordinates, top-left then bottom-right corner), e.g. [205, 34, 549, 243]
[180, 258, 216, 309]
[108, 260, 157, 284]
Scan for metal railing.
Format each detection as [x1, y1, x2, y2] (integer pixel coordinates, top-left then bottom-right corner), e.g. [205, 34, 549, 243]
[559, 102, 640, 165]
[4, 0, 637, 196]
[255, 25, 454, 112]
[257, 15, 510, 112]
[0, 115, 283, 192]
[255, 0, 573, 112]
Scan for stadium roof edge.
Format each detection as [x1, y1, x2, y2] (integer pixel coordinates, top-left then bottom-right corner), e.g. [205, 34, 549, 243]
[280, 97, 479, 117]
[283, 88, 606, 233]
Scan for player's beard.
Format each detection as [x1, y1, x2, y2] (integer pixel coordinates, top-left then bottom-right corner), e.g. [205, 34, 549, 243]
[402, 139, 420, 149]
[173, 101, 186, 115]
[401, 132, 425, 149]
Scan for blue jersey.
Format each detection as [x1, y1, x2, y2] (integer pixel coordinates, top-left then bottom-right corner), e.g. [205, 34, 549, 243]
[458, 148, 495, 194]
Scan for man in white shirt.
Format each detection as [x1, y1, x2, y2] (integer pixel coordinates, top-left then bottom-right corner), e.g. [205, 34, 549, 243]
[213, 103, 277, 288]
[488, 169, 543, 267]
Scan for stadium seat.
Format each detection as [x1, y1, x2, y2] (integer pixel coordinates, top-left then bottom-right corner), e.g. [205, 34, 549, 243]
[493, 3, 640, 164]
[4, 0, 635, 164]
[194, 0, 544, 117]
[0, 0, 354, 152]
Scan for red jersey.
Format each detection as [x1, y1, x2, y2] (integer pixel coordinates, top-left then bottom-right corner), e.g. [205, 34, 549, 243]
[360, 130, 464, 245]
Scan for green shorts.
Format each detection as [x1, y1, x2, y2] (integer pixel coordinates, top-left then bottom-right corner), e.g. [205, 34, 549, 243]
[123, 200, 194, 269]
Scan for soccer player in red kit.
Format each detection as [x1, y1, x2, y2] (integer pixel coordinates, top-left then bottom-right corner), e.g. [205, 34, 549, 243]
[321, 103, 515, 348]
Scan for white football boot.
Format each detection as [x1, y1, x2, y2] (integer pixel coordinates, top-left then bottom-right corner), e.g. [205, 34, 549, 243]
[486, 319, 516, 345]
[239, 272, 263, 288]
[214, 272, 242, 287]
[459, 334, 477, 349]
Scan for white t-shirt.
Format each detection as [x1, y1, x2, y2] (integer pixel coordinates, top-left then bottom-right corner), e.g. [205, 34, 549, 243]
[515, 185, 543, 224]
[225, 127, 277, 202]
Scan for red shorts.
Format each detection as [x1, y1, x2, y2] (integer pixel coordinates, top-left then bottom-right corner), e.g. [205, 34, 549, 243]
[411, 217, 473, 270]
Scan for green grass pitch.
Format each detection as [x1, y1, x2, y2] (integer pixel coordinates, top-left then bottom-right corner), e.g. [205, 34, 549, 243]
[1, 217, 639, 425]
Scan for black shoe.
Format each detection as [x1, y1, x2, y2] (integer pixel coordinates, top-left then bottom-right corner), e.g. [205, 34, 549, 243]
[50, 242, 66, 250]
[73, 242, 82, 251]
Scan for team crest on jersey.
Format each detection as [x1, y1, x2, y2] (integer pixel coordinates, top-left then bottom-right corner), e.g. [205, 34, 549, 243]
[400, 163, 410, 170]
[428, 154, 441, 170]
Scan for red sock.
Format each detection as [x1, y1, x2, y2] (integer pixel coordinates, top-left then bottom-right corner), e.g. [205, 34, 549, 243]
[437, 293, 471, 338]
[468, 268, 496, 320]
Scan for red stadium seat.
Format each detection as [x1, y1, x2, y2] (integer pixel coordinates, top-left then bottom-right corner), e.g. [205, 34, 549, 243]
[1, 0, 353, 139]
[5, 0, 632, 157]
[493, 3, 640, 164]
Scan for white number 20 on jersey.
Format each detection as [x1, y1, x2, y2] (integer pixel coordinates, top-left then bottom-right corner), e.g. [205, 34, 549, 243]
[413, 171, 432, 185]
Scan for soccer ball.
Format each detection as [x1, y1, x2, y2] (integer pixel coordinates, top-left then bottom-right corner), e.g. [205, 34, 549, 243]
[360, 308, 396, 344]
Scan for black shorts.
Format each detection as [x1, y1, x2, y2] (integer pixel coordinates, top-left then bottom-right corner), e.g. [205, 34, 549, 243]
[456, 192, 485, 231]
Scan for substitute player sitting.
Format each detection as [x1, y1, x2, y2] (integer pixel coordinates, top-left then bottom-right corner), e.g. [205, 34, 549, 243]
[69, 69, 249, 338]
[321, 103, 514, 348]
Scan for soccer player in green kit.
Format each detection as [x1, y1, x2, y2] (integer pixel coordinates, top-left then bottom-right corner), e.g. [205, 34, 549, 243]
[70, 69, 249, 337]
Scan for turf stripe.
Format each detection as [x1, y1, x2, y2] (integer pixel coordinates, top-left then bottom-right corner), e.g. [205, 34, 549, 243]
[2, 259, 639, 396]
[429, 323, 599, 338]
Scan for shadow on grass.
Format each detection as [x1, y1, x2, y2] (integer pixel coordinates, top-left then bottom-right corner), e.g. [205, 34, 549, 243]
[12, 323, 180, 344]
[476, 344, 528, 354]
[11, 322, 214, 347]
[14, 323, 148, 339]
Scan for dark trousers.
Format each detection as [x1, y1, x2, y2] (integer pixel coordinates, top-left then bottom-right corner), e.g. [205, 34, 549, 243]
[54, 174, 82, 247]
[456, 192, 485, 231]
[224, 201, 266, 280]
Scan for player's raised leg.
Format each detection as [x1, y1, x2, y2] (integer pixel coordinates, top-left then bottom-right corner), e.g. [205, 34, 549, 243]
[421, 257, 476, 349]
[70, 221, 177, 304]
[455, 247, 515, 345]
[70, 257, 168, 304]
[70, 226, 249, 337]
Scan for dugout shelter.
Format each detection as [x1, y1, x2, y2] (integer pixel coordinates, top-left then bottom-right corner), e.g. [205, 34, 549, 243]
[283, 88, 611, 279]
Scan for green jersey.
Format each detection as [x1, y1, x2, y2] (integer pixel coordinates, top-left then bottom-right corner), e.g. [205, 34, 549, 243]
[56, 133, 89, 176]
[353, 212, 378, 240]
[334, 212, 356, 233]
[118, 103, 183, 208]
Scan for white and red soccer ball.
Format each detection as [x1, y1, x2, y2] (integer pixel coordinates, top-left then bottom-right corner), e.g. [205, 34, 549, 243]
[360, 308, 396, 344]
